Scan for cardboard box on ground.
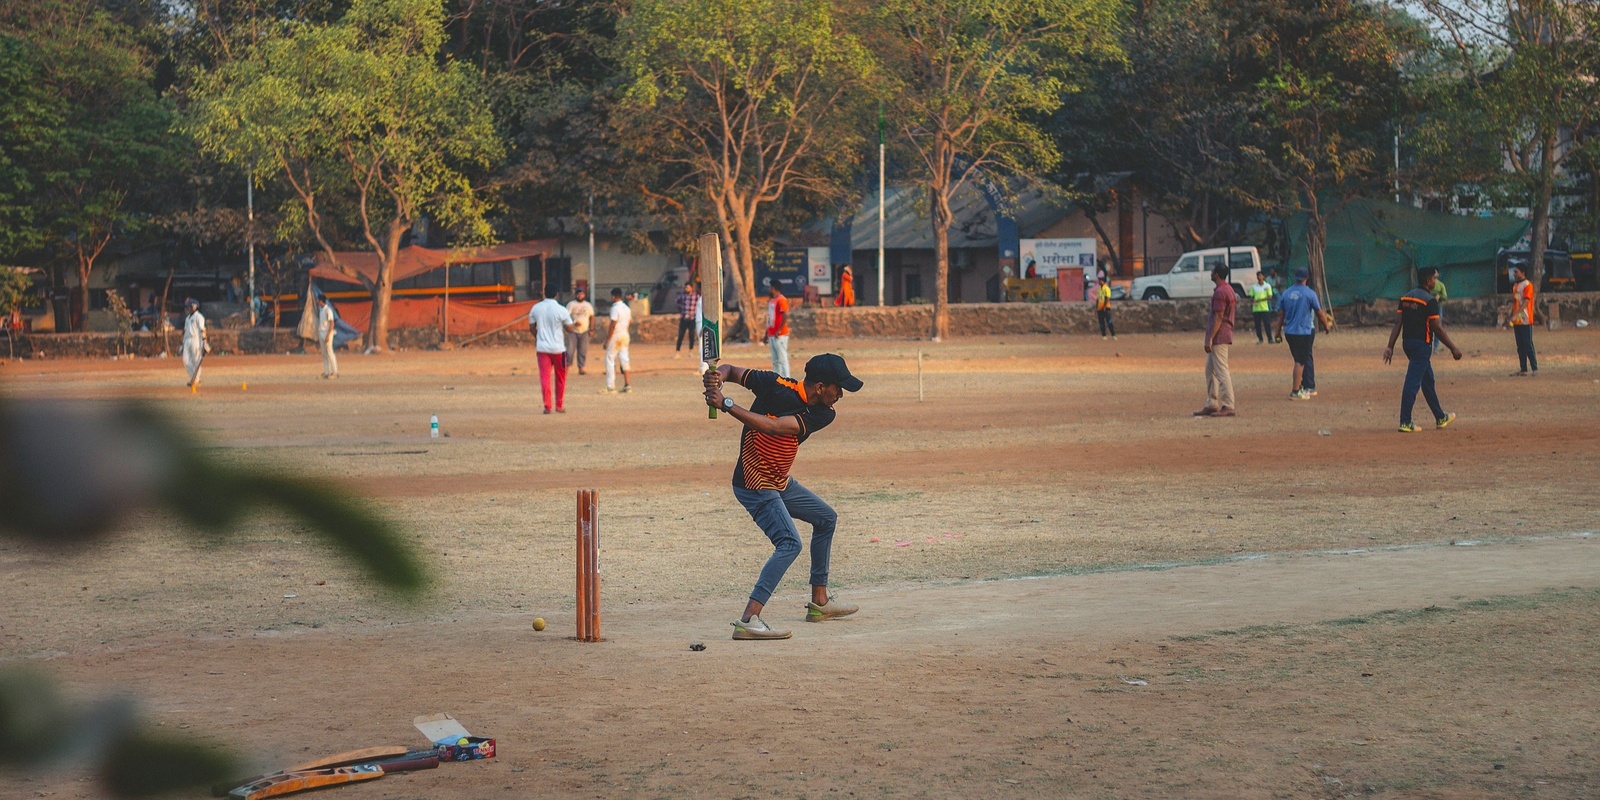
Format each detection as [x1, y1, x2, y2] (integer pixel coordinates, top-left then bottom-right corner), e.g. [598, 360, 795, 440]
[414, 713, 497, 762]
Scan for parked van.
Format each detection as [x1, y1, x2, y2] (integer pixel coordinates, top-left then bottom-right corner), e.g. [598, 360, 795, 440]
[1131, 246, 1261, 300]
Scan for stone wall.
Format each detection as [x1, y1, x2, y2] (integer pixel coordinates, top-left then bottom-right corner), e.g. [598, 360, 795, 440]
[10, 328, 306, 360]
[13, 292, 1597, 358]
[1332, 292, 1600, 329]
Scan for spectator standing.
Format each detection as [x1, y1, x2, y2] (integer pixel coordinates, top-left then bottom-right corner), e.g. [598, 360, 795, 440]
[833, 265, 855, 307]
[1384, 267, 1460, 432]
[764, 278, 792, 378]
[675, 283, 700, 354]
[1509, 265, 1538, 376]
[527, 283, 576, 414]
[1194, 265, 1237, 417]
[315, 294, 338, 379]
[1095, 275, 1116, 339]
[565, 287, 594, 375]
[1278, 269, 1333, 400]
[1248, 272, 1275, 344]
[602, 287, 632, 393]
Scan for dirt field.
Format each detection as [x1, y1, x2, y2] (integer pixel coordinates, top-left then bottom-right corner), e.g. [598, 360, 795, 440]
[3, 326, 1599, 799]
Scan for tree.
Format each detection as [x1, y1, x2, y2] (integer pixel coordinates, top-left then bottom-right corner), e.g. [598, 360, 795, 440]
[614, 0, 871, 339]
[0, 0, 178, 331]
[1221, 0, 1417, 305]
[184, 0, 503, 351]
[1053, 0, 1263, 254]
[1416, 0, 1600, 287]
[0, 35, 50, 260]
[871, 0, 1121, 340]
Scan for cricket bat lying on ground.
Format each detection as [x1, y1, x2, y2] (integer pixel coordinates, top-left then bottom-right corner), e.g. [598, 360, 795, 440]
[215, 746, 438, 798]
[699, 232, 723, 420]
[227, 765, 384, 799]
[227, 752, 440, 800]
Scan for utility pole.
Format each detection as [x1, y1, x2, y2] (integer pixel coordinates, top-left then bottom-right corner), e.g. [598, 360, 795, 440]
[588, 192, 597, 297]
[877, 100, 886, 307]
[247, 168, 256, 326]
[1393, 124, 1401, 204]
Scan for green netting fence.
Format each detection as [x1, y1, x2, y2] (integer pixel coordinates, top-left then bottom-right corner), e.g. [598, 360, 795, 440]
[1285, 199, 1529, 306]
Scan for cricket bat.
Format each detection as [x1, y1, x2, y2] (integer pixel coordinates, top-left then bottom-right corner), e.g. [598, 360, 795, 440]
[212, 746, 409, 796]
[372, 749, 441, 773]
[698, 233, 723, 420]
[228, 764, 384, 800]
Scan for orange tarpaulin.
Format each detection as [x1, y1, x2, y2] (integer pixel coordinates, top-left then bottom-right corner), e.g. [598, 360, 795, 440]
[333, 298, 536, 336]
[310, 241, 558, 285]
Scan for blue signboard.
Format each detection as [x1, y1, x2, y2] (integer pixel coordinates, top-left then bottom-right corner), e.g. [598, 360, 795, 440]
[754, 248, 809, 295]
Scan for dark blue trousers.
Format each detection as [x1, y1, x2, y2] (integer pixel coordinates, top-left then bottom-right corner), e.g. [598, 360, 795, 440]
[1401, 339, 1446, 425]
[1513, 325, 1538, 373]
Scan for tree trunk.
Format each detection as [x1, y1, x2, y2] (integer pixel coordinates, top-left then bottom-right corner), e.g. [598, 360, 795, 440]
[714, 196, 762, 343]
[732, 221, 763, 343]
[368, 221, 404, 352]
[1306, 212, 1331, 308]
[930, 184, 951, 341]
[1528, 128, 1557, 290]
[73, 258, 93, 332]
[1083, 205, 1121, 275]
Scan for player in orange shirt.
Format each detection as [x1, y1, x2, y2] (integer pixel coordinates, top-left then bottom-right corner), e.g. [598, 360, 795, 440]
[703, 354, 864, 640]
[1508, 265, 1538, 376]
[763, 278, 792, 377]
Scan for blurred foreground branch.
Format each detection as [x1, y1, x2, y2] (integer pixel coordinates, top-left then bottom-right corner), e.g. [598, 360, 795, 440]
[0, 398, 427, 796]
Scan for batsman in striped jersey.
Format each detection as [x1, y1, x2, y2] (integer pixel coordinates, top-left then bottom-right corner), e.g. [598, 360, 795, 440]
[702, 353, 864, 640]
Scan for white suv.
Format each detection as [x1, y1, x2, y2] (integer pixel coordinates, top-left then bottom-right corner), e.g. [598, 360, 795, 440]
[1132, 246, 1261, 300]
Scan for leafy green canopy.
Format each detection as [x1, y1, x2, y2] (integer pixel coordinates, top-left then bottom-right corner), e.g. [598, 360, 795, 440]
[184, 0, 503, 255]
[0, 0, 178, 296]
[614, 0, 872, 335]
[870, 0, 1122, 337]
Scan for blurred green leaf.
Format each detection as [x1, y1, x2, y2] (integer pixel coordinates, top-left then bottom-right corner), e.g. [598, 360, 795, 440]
[242, 472, 427, 594]
[100, 730, 238, 799]
[0, 398, 426, 595]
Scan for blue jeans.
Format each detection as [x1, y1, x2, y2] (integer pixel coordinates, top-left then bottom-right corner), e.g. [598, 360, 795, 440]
[734, 479, 836, 605]
[1401, 339, 1445, 425]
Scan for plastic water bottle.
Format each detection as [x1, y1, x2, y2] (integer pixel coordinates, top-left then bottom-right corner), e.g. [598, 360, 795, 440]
[430, 414, 439, 438]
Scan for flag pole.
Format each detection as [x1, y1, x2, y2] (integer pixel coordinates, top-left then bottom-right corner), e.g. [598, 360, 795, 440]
[877, 100, 886, 307]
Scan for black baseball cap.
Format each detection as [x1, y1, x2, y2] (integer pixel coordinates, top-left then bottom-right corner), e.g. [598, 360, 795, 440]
[805, 353, 863, 392]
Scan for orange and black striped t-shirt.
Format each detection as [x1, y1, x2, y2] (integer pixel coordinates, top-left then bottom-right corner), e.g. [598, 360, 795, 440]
[1398, 288, 1441, 343]
[732, 369, 836, 491]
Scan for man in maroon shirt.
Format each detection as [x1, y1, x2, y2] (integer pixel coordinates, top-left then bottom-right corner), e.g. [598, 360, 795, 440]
[1194, 264, 1237, 417]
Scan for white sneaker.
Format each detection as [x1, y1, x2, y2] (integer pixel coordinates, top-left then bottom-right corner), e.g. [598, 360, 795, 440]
[1289, 389, 1311, 400]
[731, 615, 791, 640]
[806, 597, 859, 622]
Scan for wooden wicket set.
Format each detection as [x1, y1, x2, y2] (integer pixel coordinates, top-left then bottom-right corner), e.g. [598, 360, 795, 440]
[575, 488, 600, 642]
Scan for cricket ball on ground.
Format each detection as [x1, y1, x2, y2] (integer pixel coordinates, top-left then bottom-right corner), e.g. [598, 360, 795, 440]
[532, 617, 546, 631]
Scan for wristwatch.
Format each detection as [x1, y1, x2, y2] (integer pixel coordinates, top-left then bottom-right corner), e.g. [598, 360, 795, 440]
[721, 396, 735, 412]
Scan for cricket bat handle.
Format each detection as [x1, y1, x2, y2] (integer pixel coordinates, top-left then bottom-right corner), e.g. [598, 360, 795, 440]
[706, 364, 719, 419]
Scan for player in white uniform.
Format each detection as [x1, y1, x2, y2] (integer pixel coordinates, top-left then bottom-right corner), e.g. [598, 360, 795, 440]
[181, 298, 208, 389]
[315, 295, 338, 378]
[602, 287, 632, 393]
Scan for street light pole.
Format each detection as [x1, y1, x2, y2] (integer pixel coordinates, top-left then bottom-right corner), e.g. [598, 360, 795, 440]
[247, 168, 256, 326]
[588, 192, 597, 296]
[877, 101, 885, 307]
